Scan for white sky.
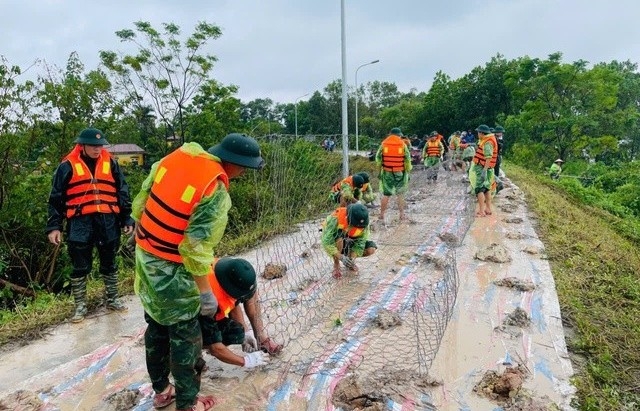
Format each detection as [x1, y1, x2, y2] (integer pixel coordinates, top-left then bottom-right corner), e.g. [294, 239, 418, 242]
[1, 0, 639, 104]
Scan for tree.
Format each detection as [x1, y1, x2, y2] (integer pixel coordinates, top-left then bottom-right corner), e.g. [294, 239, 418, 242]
[99, 21, 222, 145]
[186, 79, 243, 147]
[504, 53, 620, 162]
[38, 52, 114, 161]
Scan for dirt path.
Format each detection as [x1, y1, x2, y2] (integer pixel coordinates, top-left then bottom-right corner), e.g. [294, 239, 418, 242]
[0, 169, 575, 410]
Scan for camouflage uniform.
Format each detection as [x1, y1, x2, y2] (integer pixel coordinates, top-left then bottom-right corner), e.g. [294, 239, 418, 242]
[133, 143, 232, 409]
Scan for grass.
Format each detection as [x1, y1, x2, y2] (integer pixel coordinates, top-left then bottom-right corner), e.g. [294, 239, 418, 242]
[507, 163, 640, 411]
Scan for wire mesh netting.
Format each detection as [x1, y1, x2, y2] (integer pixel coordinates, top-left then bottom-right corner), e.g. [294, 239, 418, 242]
[236, 134, 474, 384]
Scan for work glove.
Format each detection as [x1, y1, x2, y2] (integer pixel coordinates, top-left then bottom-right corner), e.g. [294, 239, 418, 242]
[243, 351, 270, 369]
[199, 291, 218, 319]
[339, 255, 356, 270]
[242, 330, 258, 352]
[480, 168, 487, 182]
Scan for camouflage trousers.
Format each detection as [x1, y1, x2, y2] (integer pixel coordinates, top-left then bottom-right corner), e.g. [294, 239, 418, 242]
[144, 312, 204, 409]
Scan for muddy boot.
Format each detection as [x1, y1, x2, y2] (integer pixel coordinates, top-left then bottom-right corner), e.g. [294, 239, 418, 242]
[103, 272, 127, 311]
[70, 277, 88, 323]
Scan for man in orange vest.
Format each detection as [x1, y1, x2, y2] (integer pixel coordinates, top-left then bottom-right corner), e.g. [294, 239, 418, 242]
[133, 133, 264, 411]
[375, 127, 412, 222]
[470, 125, 498, 217]
[46, 128, 135, 323]
[421, 131, 445, 182]
[330, 173, 366, 206]
[321, 203, 377, 279]
[198, 258, 282, 370]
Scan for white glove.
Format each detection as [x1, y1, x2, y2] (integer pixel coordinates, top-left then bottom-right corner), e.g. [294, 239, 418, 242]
[339, 255, 356, 270]
[199, 291, 218, 319]
[242, 330, 258, 352]
[243, 351, 270, 369]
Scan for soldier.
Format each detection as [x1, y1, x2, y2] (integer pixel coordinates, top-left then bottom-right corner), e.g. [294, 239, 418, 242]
[469, 125, 498, 217]
[133, 133, 264, 411]
[322, 203, 377, 279]
[199, 258, 283, 370]
[46, 128, 134, 323]
[376, 127, 412, 222]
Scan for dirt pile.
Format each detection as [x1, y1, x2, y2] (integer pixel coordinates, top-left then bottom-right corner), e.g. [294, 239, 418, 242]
[493, 277, 536, 292]
[0, 389, 43, 410]
[332, 370, 441, 411]
[262, 262, 287, 279]
[475, 243, 512, 263]
[473, 365, 528, 401]
[105, 388, 143, 409]
[505, 231, 528, 240]
[372, 309, 402, 329]
[473, 365, 561, 410]
[503, 307, 532, 327]
[499, 202, 519, 213]
[504, 217, 524, 224]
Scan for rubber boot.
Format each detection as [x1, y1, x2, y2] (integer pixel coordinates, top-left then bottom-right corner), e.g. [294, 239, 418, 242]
[103, 272, 127, 311]
[70, 277, 88, 323]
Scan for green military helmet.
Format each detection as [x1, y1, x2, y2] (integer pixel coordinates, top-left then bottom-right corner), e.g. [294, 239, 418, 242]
[347, 203, 369, 228]
[352, 174, 365, 188]
[208, 133, 265, 169]
[75, 128, 109, 145]
[429, 130, 438, 137]
[390, 127, 403, 136]
[214, 257, 257, 301]
[490, 127, 495, 133]
[494, 126, 505, 133]
[475, 124, 491, 133]
[356, 172, 370, 184]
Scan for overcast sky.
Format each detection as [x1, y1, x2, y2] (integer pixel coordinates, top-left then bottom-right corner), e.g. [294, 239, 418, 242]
[1, 0, 639, 104]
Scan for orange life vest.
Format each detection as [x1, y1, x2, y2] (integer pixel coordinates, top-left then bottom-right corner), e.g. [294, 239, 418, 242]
[333, 207, 365, 238]
[381, 134, 407, 172]
[208, 268, 239, 321]
[473, 134, 498, 167]
[64, 144, 119, 218]
[331, 176, 355, 193]
[425, 140, 441, 157]
[135, 148, 229, 263]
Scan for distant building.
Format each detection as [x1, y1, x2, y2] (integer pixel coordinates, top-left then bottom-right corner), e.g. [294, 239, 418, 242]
[106, 143, 145, 166]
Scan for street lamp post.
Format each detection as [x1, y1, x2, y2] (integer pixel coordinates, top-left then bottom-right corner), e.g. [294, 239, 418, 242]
[355, 59, 379, 153]
[295, 92, 310, 138]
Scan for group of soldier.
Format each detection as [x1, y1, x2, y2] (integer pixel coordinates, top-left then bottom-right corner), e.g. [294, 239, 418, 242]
[45, 123, 512, 410]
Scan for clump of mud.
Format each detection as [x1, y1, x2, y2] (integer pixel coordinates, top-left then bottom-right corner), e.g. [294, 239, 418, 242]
[475, 367, 561, 410]
[333, 370, 441, 410]
[505, 231, 528, 240]
[493, 277, 535, 292]
[372, 309, 402, 329]
[499, 203, 518, 213]
[473, 365, 528, 402]
[503, 307, 531, 327]
[475, 244, 512, 263]
[504, 217, 524, 224]
[522, 245, 542, 255]
[105, 388, 142, 409]
[438, 231, 461, 246]
[262, 263, 287, 280]
[420, 253, 447, 269]
[0, 390, 43, 410]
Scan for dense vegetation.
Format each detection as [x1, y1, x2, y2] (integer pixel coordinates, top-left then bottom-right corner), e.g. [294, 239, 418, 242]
[0, 20, 639, 409]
